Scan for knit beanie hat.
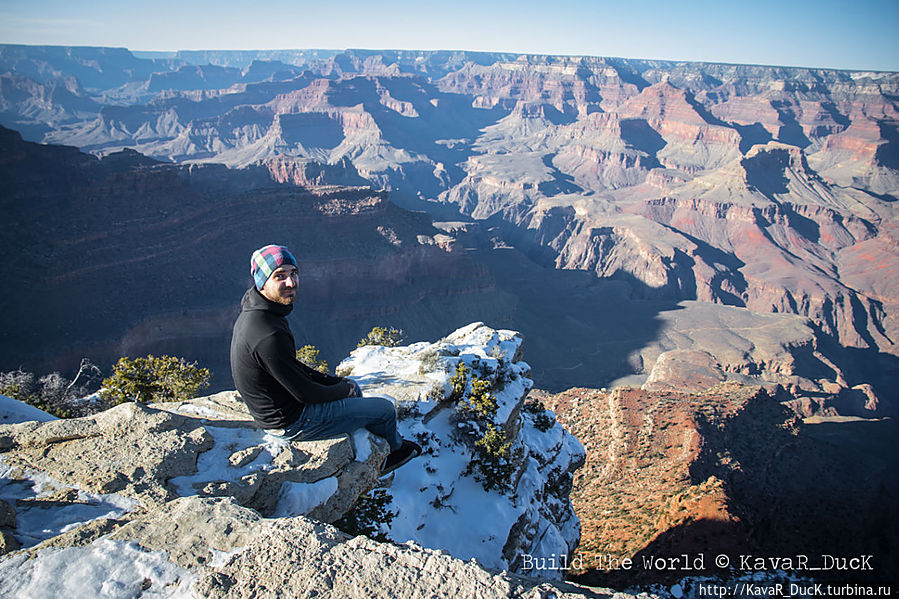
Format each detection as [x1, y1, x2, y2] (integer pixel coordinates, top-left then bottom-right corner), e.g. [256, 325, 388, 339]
[250, 245, 297, 290]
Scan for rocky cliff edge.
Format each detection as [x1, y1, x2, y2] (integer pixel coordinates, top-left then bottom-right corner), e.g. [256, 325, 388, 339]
[0, 323, 610, 598]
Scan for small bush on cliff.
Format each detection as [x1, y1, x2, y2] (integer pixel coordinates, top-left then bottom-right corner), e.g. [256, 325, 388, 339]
[523, 397, 554, 432]
[465, 422, 516, 493]
[100, 355, 210, 405]
[448, 367, 515, 492]
[357, 326, 404, 348]
[447, 361, 470, 403]
[464, 377, 498, 421]
[296, 345, 329, 374]
[0, 359, 103, 418]
[333, 488, 396, 542]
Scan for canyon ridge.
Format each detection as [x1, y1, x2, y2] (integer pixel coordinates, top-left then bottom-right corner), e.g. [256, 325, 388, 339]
[1, 46, 896, 414]
[1, 45, 898, 589]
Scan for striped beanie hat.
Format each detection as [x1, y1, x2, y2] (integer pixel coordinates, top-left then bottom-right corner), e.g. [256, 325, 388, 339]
[250, 245, 297, 290]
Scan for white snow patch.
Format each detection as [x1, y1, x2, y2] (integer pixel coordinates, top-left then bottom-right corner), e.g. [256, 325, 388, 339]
[0, 393, 56, 424]
[170, 403, 221, 419]
[352, 429, 374, 462]
[168, 425, 282, 497]
[208, 546, 247, 568]
[0, 458, 138, 548]
[272, 476, 339, 517]
[0, 539, 194, 599]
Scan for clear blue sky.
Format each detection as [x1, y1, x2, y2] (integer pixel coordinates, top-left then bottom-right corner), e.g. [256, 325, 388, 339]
[1, 0, 897, 71]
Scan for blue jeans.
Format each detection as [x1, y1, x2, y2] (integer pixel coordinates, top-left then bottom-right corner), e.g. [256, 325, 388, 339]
[269, 381, 403, 451]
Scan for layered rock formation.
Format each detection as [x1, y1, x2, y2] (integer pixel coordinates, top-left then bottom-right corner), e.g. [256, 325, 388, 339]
[2, 46, 896, 415]
[537, 385, 899, 586]
[336, 322, 585, 576]
[0, 125, 508, 389]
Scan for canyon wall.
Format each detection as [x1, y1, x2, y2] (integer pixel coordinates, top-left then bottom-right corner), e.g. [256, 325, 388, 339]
[1, 46, 897, 412]
[0, 126, 507, 388]
[537, 384, 898, 586]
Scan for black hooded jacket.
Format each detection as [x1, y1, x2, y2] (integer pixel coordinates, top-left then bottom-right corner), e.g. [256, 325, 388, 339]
[230, 287, 351, 429]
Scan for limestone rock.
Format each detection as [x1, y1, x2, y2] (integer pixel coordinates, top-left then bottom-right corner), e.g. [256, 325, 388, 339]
[337, 323, 585, 579]
[192, 508, 597, 599]
[642, 349, 725, 392]
[107, 496, 261, 569]
[0, 402, 212, 505]
[157, 391, 253, 424]
[0, 495, 616, 599]
[0, 392, 389, 560]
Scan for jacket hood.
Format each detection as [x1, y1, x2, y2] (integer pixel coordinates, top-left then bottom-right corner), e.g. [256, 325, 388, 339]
[240, 286, 294, 317]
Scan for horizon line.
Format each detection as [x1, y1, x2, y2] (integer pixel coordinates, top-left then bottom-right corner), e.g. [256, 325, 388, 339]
[3, 42, 898, 75]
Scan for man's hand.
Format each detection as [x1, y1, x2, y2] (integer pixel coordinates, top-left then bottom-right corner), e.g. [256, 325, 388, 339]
[344, 378, 362, 398]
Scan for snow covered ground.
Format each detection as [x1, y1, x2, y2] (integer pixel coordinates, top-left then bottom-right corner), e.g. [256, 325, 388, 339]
[338, 322, 586, 576]
[0, 539, 195, 598]
[0, 394, 139, 548]
[0, 394, 186, 597]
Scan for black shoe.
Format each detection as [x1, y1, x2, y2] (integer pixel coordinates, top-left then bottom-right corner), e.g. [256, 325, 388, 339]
[380, 439, 422, 476]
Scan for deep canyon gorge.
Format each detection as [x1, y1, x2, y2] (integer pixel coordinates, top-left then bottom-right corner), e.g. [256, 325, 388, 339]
[1, 45, 897, 588]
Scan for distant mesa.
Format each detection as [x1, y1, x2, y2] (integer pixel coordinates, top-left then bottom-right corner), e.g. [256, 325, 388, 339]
[0, 45, 897, 417]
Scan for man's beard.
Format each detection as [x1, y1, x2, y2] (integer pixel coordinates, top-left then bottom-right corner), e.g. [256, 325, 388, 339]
[272, 290, 296, 305]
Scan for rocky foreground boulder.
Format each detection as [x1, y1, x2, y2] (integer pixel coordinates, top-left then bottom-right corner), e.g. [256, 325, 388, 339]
[0, 323, 611, 598]
[0, 495, 616, 598]
[336, 322, 586, 575]
[0, 393, 389, 531]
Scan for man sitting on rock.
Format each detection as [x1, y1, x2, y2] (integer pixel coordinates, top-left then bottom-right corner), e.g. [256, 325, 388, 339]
[230, 244, 420, 476]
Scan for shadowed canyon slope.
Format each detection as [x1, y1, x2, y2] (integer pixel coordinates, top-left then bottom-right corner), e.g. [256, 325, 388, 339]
[537, 385, 899, 586]
[0, 126, 509, 388]
[1, 46, 898, 413]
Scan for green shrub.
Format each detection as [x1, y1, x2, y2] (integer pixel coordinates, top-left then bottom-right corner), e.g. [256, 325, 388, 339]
[296, 345, 329, 374]
[467, 422, 515, 492]
[448, 361, 470, 403]
[100, 355, 210, 405]
[465, 377, 498, 421]
[523, 397, 554, 432]
[357, 326, 404, 348]
[448, 366, 515, 492]
[333, 488, 396, 542]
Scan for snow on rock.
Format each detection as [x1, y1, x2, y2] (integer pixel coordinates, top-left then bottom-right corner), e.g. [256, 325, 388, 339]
[0, 394, 55, 425]
[273, 477, 339, 517]
[2, 495, 617, 598]
[0, 391, 389, 557]
[0, 323, 594, 596]
[0, 539, 194, 599]
[338, 322, 586, 579]
[0, 458, 138, 549]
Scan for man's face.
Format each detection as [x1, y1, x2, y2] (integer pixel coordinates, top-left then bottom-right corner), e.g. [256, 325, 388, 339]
[260, 264, 299, 305]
